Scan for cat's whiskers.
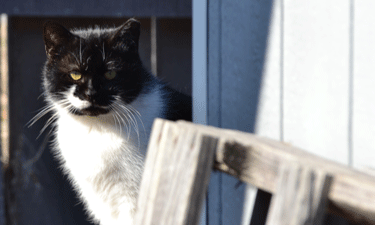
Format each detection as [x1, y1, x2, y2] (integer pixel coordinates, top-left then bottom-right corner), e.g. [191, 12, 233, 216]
[114, 106, 128, 135]
[37, 92, 46, 100]
[111, 102, 132, 142]
[114, 112, 123, 136]
[102, 42, 105, 61]
[111, 99, 140, 146]
[112, 98, 143, 149]
[99, 42, 107, 62]
[27, 104, 55, 128]
[85, 56, 92, 71]
[28, 97, 71, 138]
[116, 99, 144, 134]
[86, 56, 92, 64]
[123, 107, 140, 139]
[79, 38, 83, 64]
[109, 104, 123, 137]
[69, 51, 80, 65]
[126, 104, 145, 134]
[38, 111, 59, 139]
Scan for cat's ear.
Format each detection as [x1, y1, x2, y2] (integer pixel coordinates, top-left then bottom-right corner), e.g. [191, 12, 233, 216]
[43, 21, 74, 58]
[111, 18, 141, 52]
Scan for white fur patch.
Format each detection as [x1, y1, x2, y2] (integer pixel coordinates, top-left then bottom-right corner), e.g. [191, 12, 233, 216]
[52, 85, 164, 225]
[67, 85, 91, 109]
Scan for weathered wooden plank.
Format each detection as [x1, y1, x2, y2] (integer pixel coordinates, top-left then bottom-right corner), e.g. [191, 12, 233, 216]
[0, 14, 9, 167]
[266, 163, 332, 225]
[0, 13, 8, 225]
[174, 120, 375, 225]
[0, 0, 191, 17]
[134, 119, 217, 225]
[0, 161, 5, 225]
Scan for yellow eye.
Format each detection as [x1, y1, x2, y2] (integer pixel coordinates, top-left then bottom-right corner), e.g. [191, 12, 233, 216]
[70, 72, 82, 80]
[105, 71, 116, 80]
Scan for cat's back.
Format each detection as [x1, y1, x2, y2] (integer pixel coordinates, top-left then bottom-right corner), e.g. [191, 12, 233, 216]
[161, 85, 192, 122]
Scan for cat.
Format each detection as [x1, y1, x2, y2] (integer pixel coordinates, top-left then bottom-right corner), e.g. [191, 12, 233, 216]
[35, 18, 191, 224]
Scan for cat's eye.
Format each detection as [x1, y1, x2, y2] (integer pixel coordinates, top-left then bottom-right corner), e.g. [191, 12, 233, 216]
[70, 72, 82, 81]
[105, 71, 117, 80]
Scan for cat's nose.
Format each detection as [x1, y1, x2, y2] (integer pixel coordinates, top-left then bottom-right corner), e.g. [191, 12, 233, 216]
[84, 78, 96, 99]
[85, 88, 97, 99]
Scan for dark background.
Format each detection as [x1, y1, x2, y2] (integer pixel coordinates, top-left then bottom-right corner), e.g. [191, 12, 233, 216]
[0, 1, 191, 223]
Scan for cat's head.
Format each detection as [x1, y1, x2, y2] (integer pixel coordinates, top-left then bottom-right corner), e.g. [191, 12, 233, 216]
[42, 18, 150, 117]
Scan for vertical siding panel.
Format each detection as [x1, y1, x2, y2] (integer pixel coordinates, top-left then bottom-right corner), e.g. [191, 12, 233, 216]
[207, 0, 222, 224]
[193, 0, 208, 224]
[353, 1, 375, 172]
[254, 0, 282, 140]
[283, 1, 350, 164]
[193, 0, 208, 125]
[248, 1, 281, 224]
[218, 0, 279, 224]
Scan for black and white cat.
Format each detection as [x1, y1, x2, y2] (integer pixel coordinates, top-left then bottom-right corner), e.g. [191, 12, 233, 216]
[37, 18, 191, 224]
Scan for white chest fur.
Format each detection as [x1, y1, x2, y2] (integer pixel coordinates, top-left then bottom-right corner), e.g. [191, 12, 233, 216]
[52, 87, 164, 225]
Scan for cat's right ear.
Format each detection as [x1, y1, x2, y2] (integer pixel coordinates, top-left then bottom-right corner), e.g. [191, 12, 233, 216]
[43, 21, 74, 58]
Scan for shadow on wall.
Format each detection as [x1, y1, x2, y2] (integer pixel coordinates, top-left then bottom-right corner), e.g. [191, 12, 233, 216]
[207, 0, 274, 224]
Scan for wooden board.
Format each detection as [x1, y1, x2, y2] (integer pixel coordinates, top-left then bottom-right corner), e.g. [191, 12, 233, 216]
[0, 13, 8, 225]
[266, 163, 331, 225]
[174, 119, 375, 225]
[134, 119, 217, 225]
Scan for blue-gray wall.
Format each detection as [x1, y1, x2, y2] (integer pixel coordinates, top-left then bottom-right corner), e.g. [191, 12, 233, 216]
[0, 0, 191, 17]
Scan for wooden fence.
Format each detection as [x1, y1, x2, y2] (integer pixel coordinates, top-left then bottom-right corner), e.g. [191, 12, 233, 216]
[135, 119, 375, 225]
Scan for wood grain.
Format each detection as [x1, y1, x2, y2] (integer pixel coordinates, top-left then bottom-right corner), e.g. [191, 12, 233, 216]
[266, 163, 332, 225]
[173, 120, 375, 224]
[136, 119, 375, 224]
[134, 119, 217, 225]
[0, 14, 9, 167]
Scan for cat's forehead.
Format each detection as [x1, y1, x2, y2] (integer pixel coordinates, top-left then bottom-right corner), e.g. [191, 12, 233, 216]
[55, 27, 131, 72]
[68, 28, 114, 51]
[69, 31, 113, 57]
[59, 41, 110, 73]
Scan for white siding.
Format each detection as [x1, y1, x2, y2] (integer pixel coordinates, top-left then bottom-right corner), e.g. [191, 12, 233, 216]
[353, 0, 375, 173]
[283, 0, 350, 164]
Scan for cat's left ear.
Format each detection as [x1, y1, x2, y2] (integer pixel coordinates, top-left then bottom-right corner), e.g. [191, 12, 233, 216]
[111, 18, 141, 52]
[43, 21, 75, 58]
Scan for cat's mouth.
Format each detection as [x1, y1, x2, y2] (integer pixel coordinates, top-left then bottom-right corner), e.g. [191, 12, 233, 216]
[72, 105, 110, 117]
